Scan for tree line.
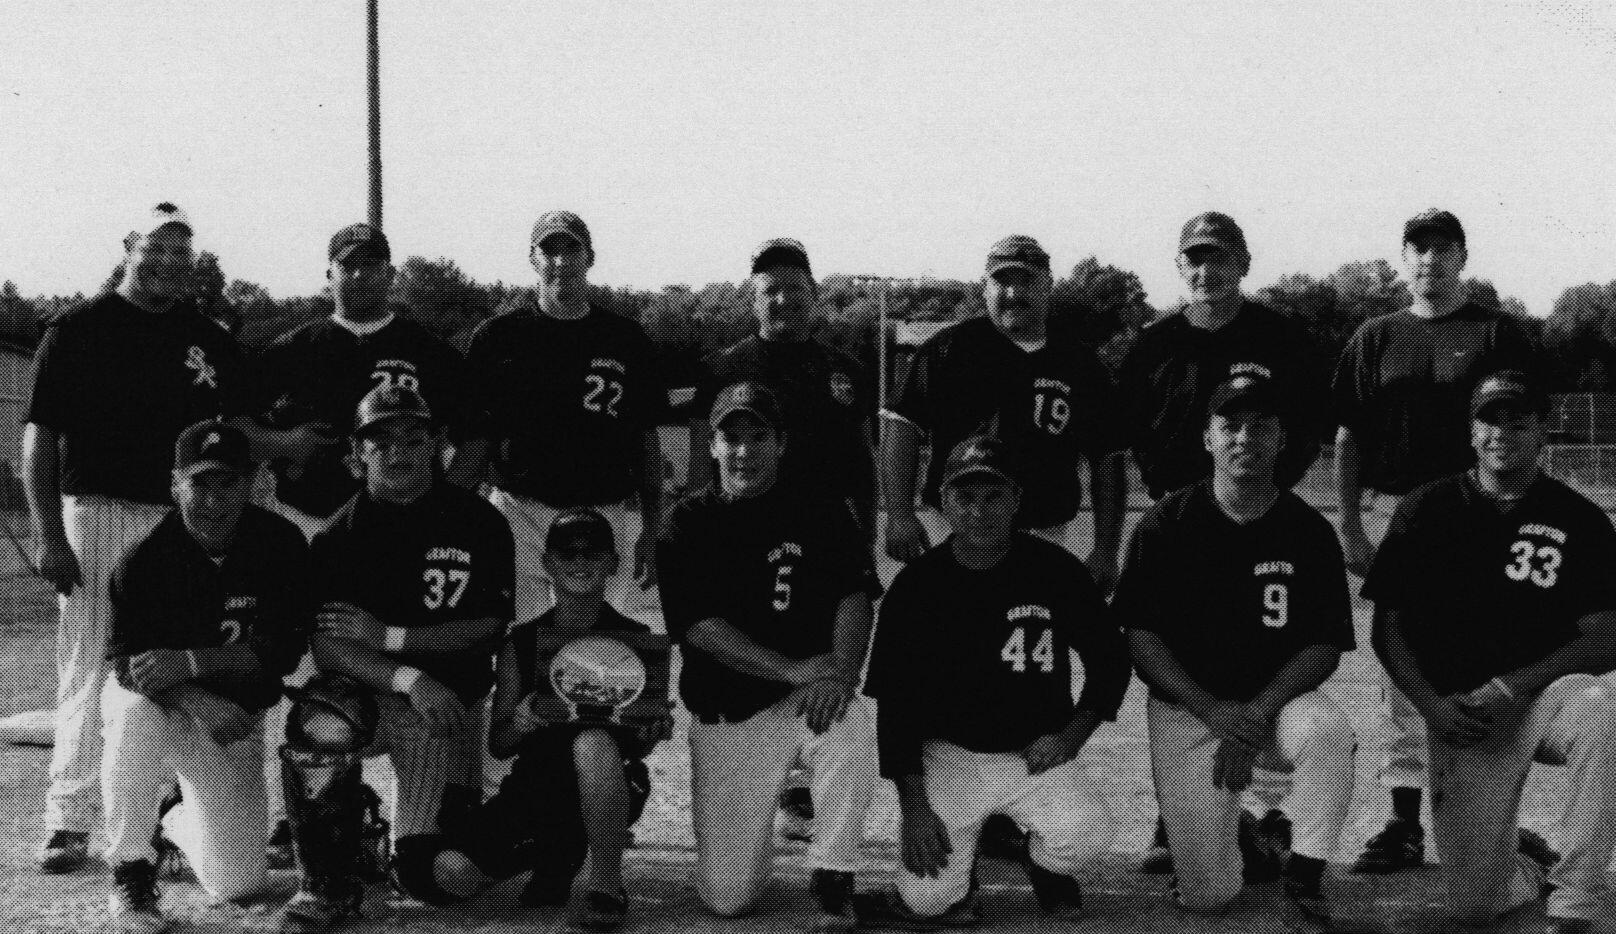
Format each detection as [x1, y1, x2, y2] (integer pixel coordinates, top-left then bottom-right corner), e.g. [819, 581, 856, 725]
[4, 254, 1616, 393]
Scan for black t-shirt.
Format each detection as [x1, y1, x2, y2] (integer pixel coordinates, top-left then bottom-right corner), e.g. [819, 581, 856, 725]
[657, 485, 879, 722]
[695, 336, 874, 505]
[889, 316, 1126, 529]
[26, 293, 250, 503]
[1332, 304, 1534, 496]
[255, 315, 468, 517]
[1363, 472, 1616, 695]
[867, 534, 1130, 780]
[1116, 301, 1328, 499]
[506, 605, 651, 760]
[311, 483, 515, 705]
[465, 306, 666, 506]
[1113, 480, 1354, 702]
[108, 507, 312, 713]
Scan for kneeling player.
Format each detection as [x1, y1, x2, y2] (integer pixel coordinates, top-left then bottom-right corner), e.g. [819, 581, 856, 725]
[854, 436, 1129, 927]
[1368, 371, 1616, 934]
[279, 385, 513, 932]
[1114, 375, 1356, 928]
[102, 421, 312, 934]
[393, 508, 667, 931]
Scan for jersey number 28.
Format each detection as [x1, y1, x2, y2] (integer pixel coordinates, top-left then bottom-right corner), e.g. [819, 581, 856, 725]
[1002, 627, 1054, 673]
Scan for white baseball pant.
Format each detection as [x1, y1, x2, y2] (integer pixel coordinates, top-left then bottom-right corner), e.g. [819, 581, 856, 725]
[688, 687, 878, 916]
[363, 692, 480, 840]
[896, 740, 1114, 917]
[47, 495, 168, 835]
[1430, 673, 1616, 924]
[1148, 691, 1356, 910]
[1363, 493, 1429, 793]
[100, 681, 269, 902]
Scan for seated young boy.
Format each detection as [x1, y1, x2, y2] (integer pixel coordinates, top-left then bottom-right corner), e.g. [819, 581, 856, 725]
[399, 509, 667, 931]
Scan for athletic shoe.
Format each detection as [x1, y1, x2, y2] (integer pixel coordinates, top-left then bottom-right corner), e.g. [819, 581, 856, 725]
[1350, 819, 1424, 873]
[110, 859, 169, 934]
[1278, 872, 1333, 934]
[1240, 809, 1282, 883]
[151, 786, 191, 881]
[1137, 817, 1173, 874]
[1518, 828, 1561, 873]
[809, 869, 857, 934]
[1546, 918, 1593, 934]
[977, 813, 1029, 863]
[266, 819, 295, 870]
[279, 886, 362, 934]
[569, 888, 627, 931]
[520, 869, 573, 909]
[38, 829, 90, 874]
[1257, 808, 1293, 859]
[780, 786, 815, 843]
[1020, 857, 1083, 920]
[852, 885, 983, 931]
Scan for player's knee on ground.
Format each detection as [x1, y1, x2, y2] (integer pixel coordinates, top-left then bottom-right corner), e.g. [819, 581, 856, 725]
[392, 834, 469, 906]
[700, 874, 767, 917]
[1029, 792, 1113, 874]
[202, 856, 270, 905]
[572, 729, 629, 790]
[1174, 867, 1245, 912]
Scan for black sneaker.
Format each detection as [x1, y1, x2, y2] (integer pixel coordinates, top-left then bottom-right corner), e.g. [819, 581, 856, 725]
[852, 886, 982, 931]
[570, 888, 628, 931]
[1351, 819, 1424, 874]
[1279, 872, 1333, 933]
[266, 819, 294, 870]
[1257, 809, 1293, 858]
[1021, 858, 1083, 920]
[520, 869, 573, 908]
[977, 814, 1029, 863]
[110, 859, 168, 934]
[1240, 809, 1282, 883]
[1137, 816, 1173, 874]
[151, 786, 191, 880]
[780, 786, 815, 843]
[1518, 828, 1561, 873]
[38, 829, 90, 874]
[810, 869, 856, 934]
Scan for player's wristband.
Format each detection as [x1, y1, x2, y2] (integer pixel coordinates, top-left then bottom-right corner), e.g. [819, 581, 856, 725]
[384, 626, 407, 653]
[185, 650, 201, 678]
[391, 665, 423, 695]
[1488, 677, 1516, 700]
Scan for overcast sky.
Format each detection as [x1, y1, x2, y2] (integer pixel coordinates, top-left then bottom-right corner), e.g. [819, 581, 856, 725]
[4, 2, 1615, 314]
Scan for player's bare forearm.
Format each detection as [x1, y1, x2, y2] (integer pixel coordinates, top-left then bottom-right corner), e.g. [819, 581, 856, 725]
[895, 774, 933, 816]
[311, 633, 409, 696]
[1496, 610, 1616, 698]
[1127, 629, 1219, 716]
[391, 616, 505, 655]
[21, 423, 65, 540]
[1333, 426, 1365, 527]
[1248, 644, 1341, 722]
[1377, 609, 1445, 715]
[191, 644, 265, 688]
[879, 417, 921, 514]
[1090, 452, 1126, 556]
[686, 617, 827, 685]
[638, 430, 664, 537]
[830, 591, 874, 683]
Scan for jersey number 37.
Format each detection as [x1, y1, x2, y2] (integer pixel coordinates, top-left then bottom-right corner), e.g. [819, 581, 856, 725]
[1002, 626, 1055, 673]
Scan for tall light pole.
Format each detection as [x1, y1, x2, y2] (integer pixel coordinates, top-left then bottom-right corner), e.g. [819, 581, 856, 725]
[366, 0, 382, 228]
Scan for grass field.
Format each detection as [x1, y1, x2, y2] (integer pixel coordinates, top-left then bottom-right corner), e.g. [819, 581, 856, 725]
[0, 497, 1601, 933]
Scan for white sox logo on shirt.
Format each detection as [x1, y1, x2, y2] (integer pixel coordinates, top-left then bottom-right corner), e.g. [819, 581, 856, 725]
[186, 345, 217, 388]
[423, 546, 472, 609]
[1254, 561, 1294, 628]
[584, 358, 627, 418]
[829, 372, 855, 406]
[1506, 524, 1566, 589]
[767, 542, 802, 611]
[1002, 604, 1055, 673]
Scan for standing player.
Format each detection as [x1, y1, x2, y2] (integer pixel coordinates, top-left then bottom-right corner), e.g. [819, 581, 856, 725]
[101, 421, 312, 934]
[23, 203, 319, 873]
[1368, 371, 1616, 934]
[455, 210, 665, 623]
[882, 235, 1126, 588]
[255, 223, 469, 539]
[1115, 211, 1328, 872]
[854, 436, 1129, 927]
[657, 382, 879, 932]
[277, 385, 513, 933]
[1114, 375, 1356, 926]
[1334, 209, 1536, 873]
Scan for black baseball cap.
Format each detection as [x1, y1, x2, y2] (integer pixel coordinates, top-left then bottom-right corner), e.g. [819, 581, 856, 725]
[709, 381, 784, 431]
[125, 202, 192, 243]
[546, 508, 616, 554]
[1403, 208, 1465, 246]
[174, 419, 251, 479]
[940, 435, 1020, 489]
[750, 238, 812, 276]
[353, 384, 434, 436]
[1470, 370, 1550, 420]
[1179, 212, 1248, 255]
[1207, 374, 1284, 420]
[985, 235, 1050, 276]
[531, 210, 593, 257]
[328, 223, 391, 263]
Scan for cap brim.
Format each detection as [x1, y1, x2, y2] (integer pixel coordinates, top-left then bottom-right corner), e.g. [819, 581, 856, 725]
[711, 405, 775, 430]
[1180, 236, 1236, 253]
[332, 242, 389, 263]
[534, 229, 585, 249]
[942, 465, 1017, 489]
[177, 460, 244, 480]
[1472, 393, 1544, 419]
[354, 412, 433, 436]
[985, 260, 1045, 276]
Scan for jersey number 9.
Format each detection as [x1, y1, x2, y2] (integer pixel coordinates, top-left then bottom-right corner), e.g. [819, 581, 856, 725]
[1262, 583, 1288, 629]
[1002, 626, 1054, 673]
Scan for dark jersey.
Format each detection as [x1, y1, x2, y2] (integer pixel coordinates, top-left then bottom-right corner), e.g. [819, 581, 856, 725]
[657, 485, 879, 722]
[108, 507, 312, 713]
[1363, 472, 1616, 695]
[1113, 480, 1354, 702]
[1333, 304, 1534, 496]
[256, 315, 468, 517]
[26, 293, 249, 504]
[888, 315, 1126, 529]
[1116, 301, 1328, 499]
[867, 534, 1129, 780]
[311, 483, 515, 705]
[506, 605, 651, 759]
[695, 336, 873, 506]
[465, 306, 666, 506]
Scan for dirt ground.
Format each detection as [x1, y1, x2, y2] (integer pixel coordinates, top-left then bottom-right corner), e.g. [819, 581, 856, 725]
[0, 504, 1602, 933]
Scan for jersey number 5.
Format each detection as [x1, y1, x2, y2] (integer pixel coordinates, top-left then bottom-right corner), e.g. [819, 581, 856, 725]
[424, 568, 470, 609]
[1506, 540, 1561, 588]
[1002, 627, 1054, 673]
[772, 564, 794, 612]
[584, 375, 624, 417]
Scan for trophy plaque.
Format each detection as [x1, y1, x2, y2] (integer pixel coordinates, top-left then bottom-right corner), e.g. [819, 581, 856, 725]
[531, 629, 672, 727]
